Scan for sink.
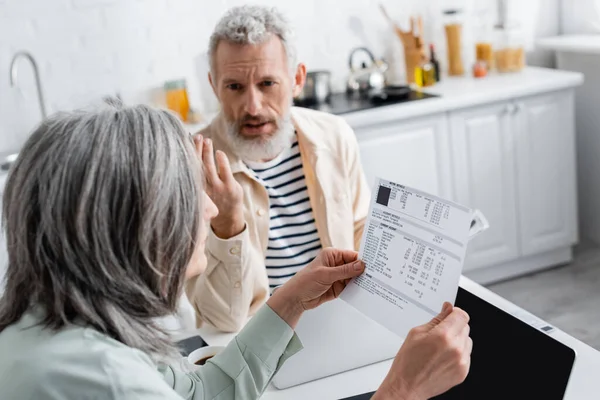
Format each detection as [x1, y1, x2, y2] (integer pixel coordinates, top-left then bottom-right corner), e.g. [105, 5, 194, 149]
[0, 152, 18, 172]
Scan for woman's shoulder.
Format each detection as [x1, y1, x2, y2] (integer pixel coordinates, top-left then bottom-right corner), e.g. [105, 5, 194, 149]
[0, 313, 179, 399]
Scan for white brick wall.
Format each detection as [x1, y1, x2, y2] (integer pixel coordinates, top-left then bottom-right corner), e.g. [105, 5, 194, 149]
[0, 0, 558, 154]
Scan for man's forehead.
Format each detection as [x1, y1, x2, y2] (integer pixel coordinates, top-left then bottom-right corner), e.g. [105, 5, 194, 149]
[214, 36, 288, 74]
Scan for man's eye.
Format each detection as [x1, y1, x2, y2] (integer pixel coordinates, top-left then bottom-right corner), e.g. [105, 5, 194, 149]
[262, 81, 276, 87]
[227, 83, 242, 91]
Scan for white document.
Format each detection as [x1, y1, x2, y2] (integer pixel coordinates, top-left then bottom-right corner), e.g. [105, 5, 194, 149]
[340, 177, 483, 338]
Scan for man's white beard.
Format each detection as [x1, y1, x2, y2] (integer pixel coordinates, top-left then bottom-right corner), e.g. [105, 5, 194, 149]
[223, 109, 295, 162]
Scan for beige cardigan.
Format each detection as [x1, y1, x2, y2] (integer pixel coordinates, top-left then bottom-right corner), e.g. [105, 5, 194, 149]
[186, 107, 371, 332]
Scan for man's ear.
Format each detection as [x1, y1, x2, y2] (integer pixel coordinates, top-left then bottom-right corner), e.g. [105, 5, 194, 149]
[292, 63, 307, 98]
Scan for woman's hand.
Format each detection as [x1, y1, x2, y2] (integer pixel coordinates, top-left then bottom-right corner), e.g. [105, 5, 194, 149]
[266, 248, 365, 328]
[373, 303, 472, 400]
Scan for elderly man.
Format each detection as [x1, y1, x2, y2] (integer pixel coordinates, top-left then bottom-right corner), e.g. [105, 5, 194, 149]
[186, 5, 370, 332]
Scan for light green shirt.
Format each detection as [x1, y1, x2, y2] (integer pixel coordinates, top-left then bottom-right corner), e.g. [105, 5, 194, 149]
[0, 305, 303, 399]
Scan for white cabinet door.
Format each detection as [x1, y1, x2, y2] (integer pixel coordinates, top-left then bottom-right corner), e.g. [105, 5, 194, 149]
[515, 90, 578, 256]
[449, 102, 520, 271]
[353, 114, 453, 199]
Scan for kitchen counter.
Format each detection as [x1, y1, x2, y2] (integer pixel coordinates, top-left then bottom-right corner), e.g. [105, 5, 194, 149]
[337, 67, 583, 129]
[537, 34, 600, 55]
[187, 67, 583, 133]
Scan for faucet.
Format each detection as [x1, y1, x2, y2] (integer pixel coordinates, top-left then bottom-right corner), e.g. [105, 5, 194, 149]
[9, 51, 47, 119]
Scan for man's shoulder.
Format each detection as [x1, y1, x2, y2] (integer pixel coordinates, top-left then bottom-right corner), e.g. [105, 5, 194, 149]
[291, 106, 356, 145]
[291, 106, 349, 131]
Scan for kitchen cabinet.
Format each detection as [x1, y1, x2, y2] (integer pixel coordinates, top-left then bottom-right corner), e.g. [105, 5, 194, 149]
[343, 68, 582, 284]
[515, 91, 578, 256]
[449, 102, 520, 271]
[354, 114, 452, 199]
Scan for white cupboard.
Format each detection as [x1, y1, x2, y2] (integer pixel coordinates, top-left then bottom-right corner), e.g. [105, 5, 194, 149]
[448, 101, 520, 271]
[515, 92, 578, 257]
[355, 114, 452, 198]
[346, 84, 580, 284]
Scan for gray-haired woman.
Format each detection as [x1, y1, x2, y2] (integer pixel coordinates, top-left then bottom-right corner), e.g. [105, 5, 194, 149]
[0, 103, 471, 400]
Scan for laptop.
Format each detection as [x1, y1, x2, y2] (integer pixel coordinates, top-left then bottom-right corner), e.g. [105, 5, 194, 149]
[271, 298, 401, 389]
[340, 286, 577, 400]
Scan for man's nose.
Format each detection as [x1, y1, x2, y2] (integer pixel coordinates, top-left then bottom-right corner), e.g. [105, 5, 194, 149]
[243, 87, 263, 116]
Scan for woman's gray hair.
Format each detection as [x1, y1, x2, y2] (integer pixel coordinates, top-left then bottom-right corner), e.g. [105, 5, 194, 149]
[0, 100, 202, 360]
[208, 5, 297, 75]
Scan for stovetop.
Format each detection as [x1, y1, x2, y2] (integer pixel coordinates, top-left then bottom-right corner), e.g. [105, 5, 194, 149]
[293, 90, 439, 116]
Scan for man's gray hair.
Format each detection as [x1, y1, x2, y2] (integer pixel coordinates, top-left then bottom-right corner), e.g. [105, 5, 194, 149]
[208, 5, 297, 75]
[0, 101, 202, 360]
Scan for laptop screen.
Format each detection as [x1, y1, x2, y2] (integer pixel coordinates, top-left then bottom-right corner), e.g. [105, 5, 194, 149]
[341, 286, 576, 400]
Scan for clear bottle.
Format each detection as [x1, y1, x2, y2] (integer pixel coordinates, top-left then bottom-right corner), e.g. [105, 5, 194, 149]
[494, 25, 526, 73]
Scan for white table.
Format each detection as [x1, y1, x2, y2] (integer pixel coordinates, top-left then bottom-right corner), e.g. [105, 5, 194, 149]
[176, 276, 600, 399]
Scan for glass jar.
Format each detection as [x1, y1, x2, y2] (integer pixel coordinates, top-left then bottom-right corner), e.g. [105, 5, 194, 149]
[494, 26, 526, 73]
[474, 17, 494, 70]
[164, 79, 191, 122]
[443, 9, 465, 76]
[475, 42, 494, 71]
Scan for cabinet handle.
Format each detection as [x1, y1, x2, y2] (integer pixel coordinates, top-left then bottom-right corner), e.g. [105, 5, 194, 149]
[503, 104, 515, 115]
[513, 103, 523, 114]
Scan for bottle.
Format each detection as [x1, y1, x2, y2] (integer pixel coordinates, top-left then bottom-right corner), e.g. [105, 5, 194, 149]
[430, 44, 441, 82]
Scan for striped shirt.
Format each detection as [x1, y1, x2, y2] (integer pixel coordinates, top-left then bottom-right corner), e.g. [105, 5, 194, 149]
[245, 135, 322, 290]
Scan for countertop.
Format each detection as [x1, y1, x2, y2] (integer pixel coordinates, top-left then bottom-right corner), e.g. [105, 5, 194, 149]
[339, 67, 584, 129]
[174, 275, 600, 400]
[294, 90, 439, 116]
[537, 34, 600, 55]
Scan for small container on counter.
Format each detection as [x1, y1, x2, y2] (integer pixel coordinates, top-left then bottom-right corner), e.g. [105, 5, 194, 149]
[164, 79, 191, 122]
[472, 60, 488, 78]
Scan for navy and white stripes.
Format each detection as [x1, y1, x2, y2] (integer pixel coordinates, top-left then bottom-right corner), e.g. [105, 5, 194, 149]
[245, 136, 322, 290]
